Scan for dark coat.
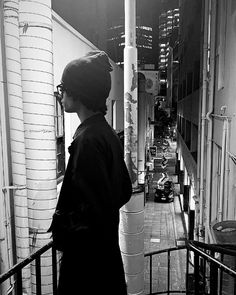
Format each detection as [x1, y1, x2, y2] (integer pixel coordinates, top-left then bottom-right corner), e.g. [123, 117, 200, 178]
[50, 114, 132, 295]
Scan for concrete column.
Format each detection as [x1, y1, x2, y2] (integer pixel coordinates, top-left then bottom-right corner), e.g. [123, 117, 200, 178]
[19, 1, 57, 294]
[120, 1, 144, 294]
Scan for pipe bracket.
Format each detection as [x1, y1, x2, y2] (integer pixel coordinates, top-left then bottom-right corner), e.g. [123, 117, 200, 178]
[2, 185, 26, 192]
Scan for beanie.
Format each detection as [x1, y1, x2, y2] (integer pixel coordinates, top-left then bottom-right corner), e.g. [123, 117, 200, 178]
[61, 51, 113, 112]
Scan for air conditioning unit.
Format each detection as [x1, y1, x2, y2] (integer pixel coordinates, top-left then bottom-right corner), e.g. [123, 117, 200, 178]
[140, 70, 159, 95]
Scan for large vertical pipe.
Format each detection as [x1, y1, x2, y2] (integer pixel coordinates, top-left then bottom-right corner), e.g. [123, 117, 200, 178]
[19, 1, 57, 294]
[198, 0, 210, 242]
[120, 1, 144, 294]
[2, 0, 31, 293]
[0, 8, 13, 293]
[218, 119, 227, 222]
[223, 119, 229, 219]
[205, 0, 216, 243]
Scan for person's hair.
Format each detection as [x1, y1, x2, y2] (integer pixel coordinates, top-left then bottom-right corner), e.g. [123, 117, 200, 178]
[75, 92, 108, 115]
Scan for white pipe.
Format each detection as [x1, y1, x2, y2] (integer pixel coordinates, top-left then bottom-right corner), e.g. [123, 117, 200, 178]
[205, 0, 216, 243]
[218, 119, 227, 222]
[19, 1, 57, 294]
[138, 91, 146, 184]
[198, 0, 211, 241]
[2, 0, 31, 293]
[223, 119, 229, 219]
[0, 10, 13, 293]
[121, 1, 144, 294]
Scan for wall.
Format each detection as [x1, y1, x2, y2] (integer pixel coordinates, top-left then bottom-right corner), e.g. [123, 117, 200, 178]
[210, 0, 236, 222]
[52, 0, 108, 51]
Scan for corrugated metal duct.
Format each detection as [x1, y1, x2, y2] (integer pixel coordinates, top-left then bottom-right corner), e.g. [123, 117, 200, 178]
[3, 0, 31, 293]
[19, 0, 57, 294]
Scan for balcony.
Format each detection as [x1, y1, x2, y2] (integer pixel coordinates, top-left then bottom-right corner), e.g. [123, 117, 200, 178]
[1, 240, 236, 294]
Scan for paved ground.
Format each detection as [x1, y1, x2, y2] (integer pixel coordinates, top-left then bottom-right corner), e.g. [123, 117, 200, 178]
[144, 140, 187, 294]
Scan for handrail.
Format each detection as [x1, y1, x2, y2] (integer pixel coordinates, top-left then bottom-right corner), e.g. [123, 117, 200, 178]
[1, 239, 236, 295]
[145, 240, 236, 295]
[144, 245, 186, 257]
[145, 245, 187, 295]
[188, 241, 236, 278]
[189, 240, 236, 256]
[0, 241, 57, 295]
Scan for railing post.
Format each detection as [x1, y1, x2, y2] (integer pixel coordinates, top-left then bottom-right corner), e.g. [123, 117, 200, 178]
[194, 253, 200, 295]
[36, 256, 42, 295]
[210, 262, 218, 294]
[16, 270, 23, 295]
[167, 249, 170, 294]
[52, 246, 57, 295]
[149, 255, 152, 295]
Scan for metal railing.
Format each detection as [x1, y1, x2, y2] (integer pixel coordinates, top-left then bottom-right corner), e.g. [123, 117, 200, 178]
[1, 239, 236, 295]
[0, 241, 57, 295]
[145, 240, 236, 295]
[188, 240, 236, 295]
[145, 245, 187, 294]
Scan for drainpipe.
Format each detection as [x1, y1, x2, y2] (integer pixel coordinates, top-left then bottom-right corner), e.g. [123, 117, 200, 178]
[0, 11, 13, 294]
[19, 1, 57, 294]
[120, 1, 144, 294]
[223, 119, 230, 219]
[198, 0, 211, 242]
[204, 0, 216, 243]
[2, 0, 31, 293]
[216, 115, 228, 222]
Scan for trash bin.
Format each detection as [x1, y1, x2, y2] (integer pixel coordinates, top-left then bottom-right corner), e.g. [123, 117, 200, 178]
[212, 220, 236, 295]
[212, 220, 236, 244]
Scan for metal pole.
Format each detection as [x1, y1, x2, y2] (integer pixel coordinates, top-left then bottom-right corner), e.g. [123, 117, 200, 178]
[119, 1, 144, 294]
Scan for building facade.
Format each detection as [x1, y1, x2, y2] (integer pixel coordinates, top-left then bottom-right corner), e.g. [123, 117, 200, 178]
[107, 17, 154, 68]
[176, 0, 236, 245]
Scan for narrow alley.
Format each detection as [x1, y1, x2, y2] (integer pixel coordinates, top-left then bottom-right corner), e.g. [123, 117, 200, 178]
[144, 138, 187, 294]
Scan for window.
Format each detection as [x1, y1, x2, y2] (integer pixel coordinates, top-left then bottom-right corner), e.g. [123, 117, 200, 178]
[187, 72, 193, 95]
[193, 60, 200, 90]
[185, 120, 191, 149]
[191, 124, 198, 162]
[54, 92, 65, 182]
[182, 79, 186, 98]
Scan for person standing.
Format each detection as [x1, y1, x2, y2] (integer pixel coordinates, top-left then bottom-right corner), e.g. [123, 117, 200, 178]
[48, 51, 132, 294]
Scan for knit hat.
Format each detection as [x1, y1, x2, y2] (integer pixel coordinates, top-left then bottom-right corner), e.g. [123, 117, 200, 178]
[61, 51, 113, 112]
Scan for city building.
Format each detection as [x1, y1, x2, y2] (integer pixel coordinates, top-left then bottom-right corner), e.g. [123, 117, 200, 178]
[158, 8, 180, 72]
[158, 7, 180, 101]
[107, 17, 154, 68]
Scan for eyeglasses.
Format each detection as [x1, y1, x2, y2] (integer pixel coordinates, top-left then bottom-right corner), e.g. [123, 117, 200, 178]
[56, 83, 67, 97]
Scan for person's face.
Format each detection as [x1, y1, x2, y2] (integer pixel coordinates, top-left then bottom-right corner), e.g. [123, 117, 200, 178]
[61, 91, 77, 113]
[57, 83, 79, 113]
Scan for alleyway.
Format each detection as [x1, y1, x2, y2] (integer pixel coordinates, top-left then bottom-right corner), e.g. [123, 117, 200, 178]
[144, 139, 187, 294]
